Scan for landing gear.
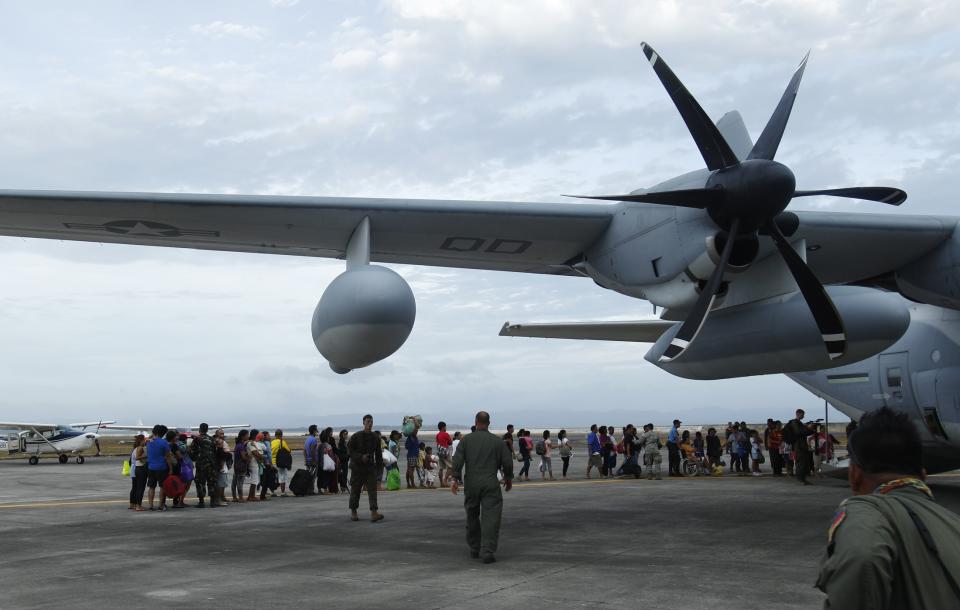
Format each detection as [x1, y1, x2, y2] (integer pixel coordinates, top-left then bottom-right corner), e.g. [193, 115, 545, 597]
[28, 456, 39, 465]
[58, 454, 68, 464]
[76, 456, 85, 464]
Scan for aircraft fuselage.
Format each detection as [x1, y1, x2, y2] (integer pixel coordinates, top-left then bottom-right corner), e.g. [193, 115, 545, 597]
[789, 302, 960, 472]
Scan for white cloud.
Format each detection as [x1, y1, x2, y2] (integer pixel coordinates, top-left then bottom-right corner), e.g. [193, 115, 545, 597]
[190, 21, 266, 40]
[0, 1, 956, 424]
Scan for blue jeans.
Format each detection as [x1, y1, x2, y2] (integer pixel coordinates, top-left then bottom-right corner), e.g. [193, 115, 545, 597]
[518, 456, 531, 478]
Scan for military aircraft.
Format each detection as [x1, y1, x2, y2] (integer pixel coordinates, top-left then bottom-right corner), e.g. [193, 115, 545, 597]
[0, 44, 956, 469]
[0, 421, 113, 464]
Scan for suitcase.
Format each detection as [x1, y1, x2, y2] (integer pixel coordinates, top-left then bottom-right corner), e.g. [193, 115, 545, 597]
[261, 467, 278, 492]
[289, 468, 315, 496]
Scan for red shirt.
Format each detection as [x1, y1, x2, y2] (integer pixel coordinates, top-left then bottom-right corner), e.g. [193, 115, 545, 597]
[436, 431, 452, 448]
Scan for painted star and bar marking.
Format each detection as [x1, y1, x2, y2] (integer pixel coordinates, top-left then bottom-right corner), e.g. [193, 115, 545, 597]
[63, 220, 220, 238]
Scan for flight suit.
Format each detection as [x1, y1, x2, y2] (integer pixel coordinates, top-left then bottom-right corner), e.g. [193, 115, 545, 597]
[452, 429, 514, 556]
[348, 431, 383, 512]
[816, 478, 960, 609]
[640, 431, 662, 480]
[191, 433, 217, 499]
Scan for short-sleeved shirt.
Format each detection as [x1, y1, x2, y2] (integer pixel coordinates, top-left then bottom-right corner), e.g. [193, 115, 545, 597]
[146, 438, 170, 470]
[405, 434, 419, 458]
[436, 431, 452, 449]
[304, 435, 318, 465]
[668, 427, 679, 443]
[587, 432, 601, 454]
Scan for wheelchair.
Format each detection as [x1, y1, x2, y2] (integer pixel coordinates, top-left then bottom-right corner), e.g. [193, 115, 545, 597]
[681, 456, 706, 476]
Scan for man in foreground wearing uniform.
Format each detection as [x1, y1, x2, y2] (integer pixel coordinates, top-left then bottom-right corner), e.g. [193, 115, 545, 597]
[348, 414, 384, 523]
[451, 411, 513, 564]
[816, 407, 960, 608]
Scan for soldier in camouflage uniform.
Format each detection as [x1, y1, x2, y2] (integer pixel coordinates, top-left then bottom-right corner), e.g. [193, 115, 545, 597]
[640, 424, 663, 480]
[190, 423, 218, 507]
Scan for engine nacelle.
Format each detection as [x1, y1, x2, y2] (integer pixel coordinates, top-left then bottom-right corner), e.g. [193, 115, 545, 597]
[647, 286, 910, 379]
[312, 265, 416, 374]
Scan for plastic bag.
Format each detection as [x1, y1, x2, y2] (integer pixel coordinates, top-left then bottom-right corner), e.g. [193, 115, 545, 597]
[382, 449, 397, 466]
[402, 415, 423, 437]
[122, 460, 131, 477]
[386, 468, 401, 491]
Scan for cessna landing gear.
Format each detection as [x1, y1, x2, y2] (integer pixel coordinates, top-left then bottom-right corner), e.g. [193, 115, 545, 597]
[76, 456, 85, 464]
[28, 456, 39, 465]
[58, 454, 68, 464]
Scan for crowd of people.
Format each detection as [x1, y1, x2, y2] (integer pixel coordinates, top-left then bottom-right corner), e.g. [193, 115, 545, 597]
[124, 410, 847, 512]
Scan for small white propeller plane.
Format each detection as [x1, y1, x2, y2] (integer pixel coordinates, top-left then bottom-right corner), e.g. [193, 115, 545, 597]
[0, 421, 114, 464]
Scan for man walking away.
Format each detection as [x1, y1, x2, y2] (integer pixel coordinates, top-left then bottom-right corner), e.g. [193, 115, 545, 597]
[586, 424, 602, 479]
[451, 411, 513, 564]
[785, 409, 814, 485]
[667, 419, 682, 476]
[348, 414, 384, 522]
[191, 423, 217, 508]
[640, 424, 663, 480]
[816, 407, 960, 608]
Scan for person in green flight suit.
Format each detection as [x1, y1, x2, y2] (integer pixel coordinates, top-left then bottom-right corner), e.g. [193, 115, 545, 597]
[816, 407, 960, 608]
[451, 411, 513, 564]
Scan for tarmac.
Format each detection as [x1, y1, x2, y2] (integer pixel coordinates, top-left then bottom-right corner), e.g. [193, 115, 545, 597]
[2, 453, 959, 609]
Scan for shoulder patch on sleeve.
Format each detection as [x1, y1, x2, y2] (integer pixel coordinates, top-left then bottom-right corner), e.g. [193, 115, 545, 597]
[828, 508, 847, 545]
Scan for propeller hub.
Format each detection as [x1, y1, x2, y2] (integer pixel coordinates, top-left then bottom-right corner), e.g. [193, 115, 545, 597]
[707, 160, 796, 232]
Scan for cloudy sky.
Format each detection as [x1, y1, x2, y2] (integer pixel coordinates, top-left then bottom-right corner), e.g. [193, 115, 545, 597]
[0, 0, 957, 427]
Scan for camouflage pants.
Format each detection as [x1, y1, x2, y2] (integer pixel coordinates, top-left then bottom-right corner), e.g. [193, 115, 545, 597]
[194, 464, 218, 497]
[643, 452, 662, 479]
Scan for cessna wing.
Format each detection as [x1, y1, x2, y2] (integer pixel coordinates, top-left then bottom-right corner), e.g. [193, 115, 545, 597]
[0, 422, 60, 432]
[99, 423, 250, 432]
[0, 190, 613, 276]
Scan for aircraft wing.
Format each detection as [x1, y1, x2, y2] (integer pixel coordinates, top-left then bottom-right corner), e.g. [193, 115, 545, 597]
[99, 423, 250, 431]
[0, 190, 614, 276]
[69, 421, 116, 430]
[0, 422, 57, 431]
[791, 211, 956, 284]
[191, 424, 250, 430]
[500, 320, 675, 342]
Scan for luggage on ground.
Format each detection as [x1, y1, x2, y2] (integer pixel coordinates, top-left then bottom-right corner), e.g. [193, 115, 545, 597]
[289, 468, 314, 496]
[261, 466, 278, 491]
[162, 474, 187, 498]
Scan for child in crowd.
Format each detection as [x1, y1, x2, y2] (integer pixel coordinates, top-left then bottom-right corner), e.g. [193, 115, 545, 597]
[417, 441, 426, 488]
[423, 446, 438, 488]
[750, 430, 762, 476]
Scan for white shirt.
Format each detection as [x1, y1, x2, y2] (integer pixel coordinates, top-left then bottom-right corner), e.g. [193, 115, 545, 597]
[450, 439, 460, 457]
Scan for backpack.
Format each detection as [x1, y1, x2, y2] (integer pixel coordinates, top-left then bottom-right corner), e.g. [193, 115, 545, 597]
[276, 444, 293, 470]
[535, 440, 546, 456]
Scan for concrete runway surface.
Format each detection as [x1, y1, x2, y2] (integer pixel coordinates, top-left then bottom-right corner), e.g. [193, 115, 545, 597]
[2, 454, 959, 609]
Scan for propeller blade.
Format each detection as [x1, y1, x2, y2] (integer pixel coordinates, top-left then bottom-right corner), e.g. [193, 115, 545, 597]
[765, 219, 846, 360]
[747, 52, 810, 161]
[640, 42, 739, 171]
[564, 187, 723, 209]
[659, 218, 741, 362]
[793, 186, 906, 206]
